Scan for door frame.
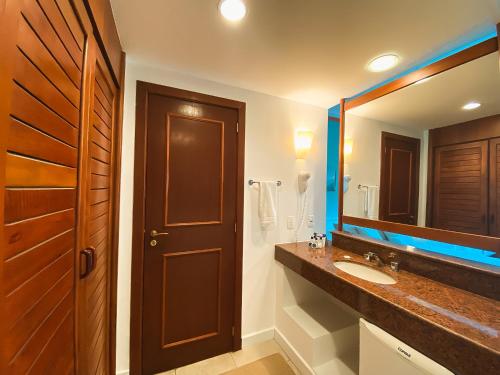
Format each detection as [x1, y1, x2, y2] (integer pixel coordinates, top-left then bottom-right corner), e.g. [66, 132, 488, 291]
[379, 131, 420, 224]
[130, 81, 245, 375]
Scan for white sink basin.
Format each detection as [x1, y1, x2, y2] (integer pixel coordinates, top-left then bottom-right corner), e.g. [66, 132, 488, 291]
[334, 261, 396, 285]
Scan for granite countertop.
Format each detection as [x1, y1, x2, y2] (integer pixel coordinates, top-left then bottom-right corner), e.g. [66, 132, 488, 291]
[275, 242, 500, 375]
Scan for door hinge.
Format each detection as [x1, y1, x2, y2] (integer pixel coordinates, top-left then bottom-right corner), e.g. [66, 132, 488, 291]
[236, 122, 239, 133]
[232, 326, 235, 336]
[234, 223, 237, 233]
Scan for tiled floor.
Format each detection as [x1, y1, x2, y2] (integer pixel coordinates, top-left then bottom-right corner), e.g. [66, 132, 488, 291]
[156, 339, 300, 375]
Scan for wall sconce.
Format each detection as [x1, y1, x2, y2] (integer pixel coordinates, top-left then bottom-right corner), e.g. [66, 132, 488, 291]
[344, 137, 353, 157]
[295, 129, 314, 159]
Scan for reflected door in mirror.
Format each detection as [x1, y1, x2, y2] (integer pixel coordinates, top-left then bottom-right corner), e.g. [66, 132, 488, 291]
[432, 141, 488, 235]
[489, 138, 500, 236]
[379, 132, 420, 225]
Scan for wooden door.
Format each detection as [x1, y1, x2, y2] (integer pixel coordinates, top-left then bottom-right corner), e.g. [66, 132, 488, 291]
[432, 141, 488, 235]
[489, 138, 500, 236]
[141, 90, 239, 374]
[77, 41, 119, 375]
[379, 132, 420, 225]
[0, 0, 85, 373]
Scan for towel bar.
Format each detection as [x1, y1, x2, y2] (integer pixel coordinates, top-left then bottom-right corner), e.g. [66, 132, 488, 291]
[248, 179, 282, 186]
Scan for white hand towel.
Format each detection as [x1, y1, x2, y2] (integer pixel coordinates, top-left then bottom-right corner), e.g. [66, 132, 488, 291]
[258, 181, 277, 230]
[367, 186, 379, 220]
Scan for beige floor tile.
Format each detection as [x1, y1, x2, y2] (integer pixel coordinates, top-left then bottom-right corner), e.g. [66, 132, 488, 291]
[176, 353, 237, 375]
[231, 339, 288, 367]
[155, 370, 176, 375]
[222, 354, 295, 375]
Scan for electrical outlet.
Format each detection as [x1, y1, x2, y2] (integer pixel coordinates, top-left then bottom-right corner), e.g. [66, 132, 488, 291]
[287, 216, 296, 230]
[307, 214, 314, 228]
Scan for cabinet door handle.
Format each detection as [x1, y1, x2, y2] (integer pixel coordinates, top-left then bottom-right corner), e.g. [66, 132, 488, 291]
[80, 247, 96, 279]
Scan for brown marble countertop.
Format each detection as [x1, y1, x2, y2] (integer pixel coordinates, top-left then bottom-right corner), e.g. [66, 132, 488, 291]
[275, 242, 500, 375]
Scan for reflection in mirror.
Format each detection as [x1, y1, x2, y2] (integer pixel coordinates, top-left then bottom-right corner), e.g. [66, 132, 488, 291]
[343, 52, 500, 236]
[342, 224, 500, 267]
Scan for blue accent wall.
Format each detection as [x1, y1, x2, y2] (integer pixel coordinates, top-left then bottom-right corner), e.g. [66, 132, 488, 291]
[326, 112, 340, 239]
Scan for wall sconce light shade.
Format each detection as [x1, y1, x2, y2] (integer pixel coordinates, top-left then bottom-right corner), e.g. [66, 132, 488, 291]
[344, 137, 353, 156]
[295, 129, 314, 159]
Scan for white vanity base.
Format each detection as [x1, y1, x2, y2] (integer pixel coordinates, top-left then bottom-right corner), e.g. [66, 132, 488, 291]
[275, 263, 359, 374]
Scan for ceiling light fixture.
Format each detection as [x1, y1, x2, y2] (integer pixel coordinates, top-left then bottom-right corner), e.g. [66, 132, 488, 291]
[367, 54, 400, 72]
[415, 77, 432, 85]
[219, 0, 247, 22]
[462, 101, 481, 110]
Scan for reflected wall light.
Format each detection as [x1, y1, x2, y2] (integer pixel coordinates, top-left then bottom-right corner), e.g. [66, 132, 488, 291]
[295, 129, 314, 159]
[344, 137, 353, 157]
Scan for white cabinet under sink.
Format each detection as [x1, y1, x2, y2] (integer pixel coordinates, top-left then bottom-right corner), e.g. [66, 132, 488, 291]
[275, 264, 360, 375]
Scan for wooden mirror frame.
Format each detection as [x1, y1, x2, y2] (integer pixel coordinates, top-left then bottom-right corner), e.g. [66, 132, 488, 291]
[338, 26, 500, 253]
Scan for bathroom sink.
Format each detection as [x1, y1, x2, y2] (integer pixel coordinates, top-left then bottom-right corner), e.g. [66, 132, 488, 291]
[334, 261, 396, 285]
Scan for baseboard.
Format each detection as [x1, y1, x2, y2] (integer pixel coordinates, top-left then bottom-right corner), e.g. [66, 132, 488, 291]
[274, 327, 315, 375]
[241, 327, 275, 347]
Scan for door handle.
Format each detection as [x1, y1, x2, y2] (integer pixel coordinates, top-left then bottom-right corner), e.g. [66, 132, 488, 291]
[80, 247, 96, 279]
[150, 230, 169, 238]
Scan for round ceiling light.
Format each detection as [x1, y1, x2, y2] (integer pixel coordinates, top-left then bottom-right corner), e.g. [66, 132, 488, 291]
[219, 0, 247, 22]
[367, 54, 400, 72]
[415, 77, 432, 85]
[462, 101, 481, 110]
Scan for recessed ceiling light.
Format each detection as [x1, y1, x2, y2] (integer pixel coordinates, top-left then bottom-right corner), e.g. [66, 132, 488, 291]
[367, 54, 400, 72]
[219, 0, 247, 22]
[415, 77, 432, 85]
[462, 101, 481, 110]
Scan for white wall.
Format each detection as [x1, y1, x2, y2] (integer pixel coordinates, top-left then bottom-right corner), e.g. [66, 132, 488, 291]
[343, 114, 426, 224]
[418, 130, 429, 227]
[116, 59, 327, 373]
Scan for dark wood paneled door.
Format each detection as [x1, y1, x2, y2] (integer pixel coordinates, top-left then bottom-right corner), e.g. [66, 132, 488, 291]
[432, 141, 488, 235]
[141, 92, 238, 374]
[379, 132, 420, 225]
[489, 138, 500, 236]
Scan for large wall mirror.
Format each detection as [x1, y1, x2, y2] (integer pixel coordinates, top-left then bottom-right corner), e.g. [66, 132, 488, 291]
[339, 34, 500, 255]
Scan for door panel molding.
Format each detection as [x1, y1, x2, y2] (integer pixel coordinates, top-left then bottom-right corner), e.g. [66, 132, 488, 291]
[130, 81, 245, 375]
[164, 113, 225, 227]
[161, 248, 222, 349]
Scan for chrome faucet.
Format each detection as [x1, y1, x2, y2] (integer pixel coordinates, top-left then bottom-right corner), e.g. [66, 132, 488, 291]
[364, 252, 384, 267]
[364, 251, 400, 272]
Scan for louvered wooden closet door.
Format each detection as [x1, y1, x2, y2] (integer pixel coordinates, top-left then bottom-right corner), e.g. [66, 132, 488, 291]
[489, 138, 500, 237]
[432, 141, 489, 235]
[0, 0, 85, 373]
[77, 42, 118, 375]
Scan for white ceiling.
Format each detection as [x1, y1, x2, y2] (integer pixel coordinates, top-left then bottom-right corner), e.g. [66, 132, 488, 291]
[348, 52, 500, 130]
[110, 0, 500, 108]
